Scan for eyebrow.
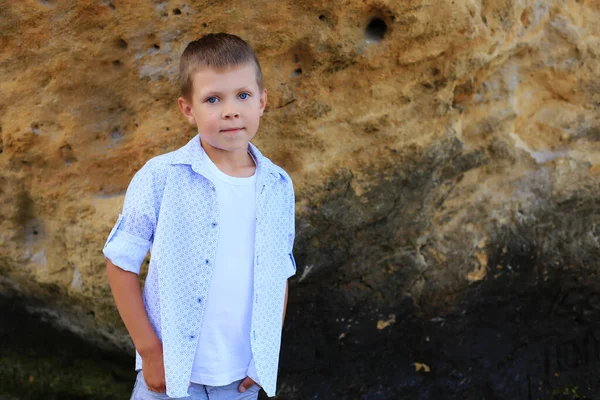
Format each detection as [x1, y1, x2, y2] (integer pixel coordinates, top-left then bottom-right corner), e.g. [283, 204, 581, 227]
[200, 87, 253, 97]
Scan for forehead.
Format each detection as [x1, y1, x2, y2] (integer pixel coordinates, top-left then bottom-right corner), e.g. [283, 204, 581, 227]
[191, 64, 259, 96]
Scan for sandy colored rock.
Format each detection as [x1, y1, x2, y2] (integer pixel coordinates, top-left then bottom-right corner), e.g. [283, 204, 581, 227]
[0, 0, 599, 357]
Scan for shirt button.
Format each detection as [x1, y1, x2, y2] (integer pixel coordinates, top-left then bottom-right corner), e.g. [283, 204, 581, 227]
[197, 297, 202, 303]
[190, 335, 196, 340]
[205, 259, 210, 265]
[211, 222, 218, 228]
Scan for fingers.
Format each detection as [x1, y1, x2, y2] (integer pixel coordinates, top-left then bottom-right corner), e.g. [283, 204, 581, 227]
[148, 384, 166, 393]
[238, 376, 255, 393]
[146, 379, 166, 393]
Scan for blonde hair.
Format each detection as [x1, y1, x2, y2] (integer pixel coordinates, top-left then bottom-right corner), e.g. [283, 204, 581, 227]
[179, 33, 263, 102]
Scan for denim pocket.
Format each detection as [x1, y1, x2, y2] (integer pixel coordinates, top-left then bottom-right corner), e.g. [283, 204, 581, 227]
[134, 371, 169, 400]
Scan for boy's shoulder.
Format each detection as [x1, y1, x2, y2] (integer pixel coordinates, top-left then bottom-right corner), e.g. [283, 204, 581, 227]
[248, 143, 293, 187]
[122, 141, 193, 200]
[135, 137, 197, 177]
[262, 155, 292, 183]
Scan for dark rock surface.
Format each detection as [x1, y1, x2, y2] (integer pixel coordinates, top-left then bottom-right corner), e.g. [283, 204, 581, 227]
[279, 242, 600, 399]
[0, 293, 133, 400]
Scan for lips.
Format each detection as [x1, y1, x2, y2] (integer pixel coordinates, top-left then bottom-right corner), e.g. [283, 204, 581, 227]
[220, 127, 244, 133]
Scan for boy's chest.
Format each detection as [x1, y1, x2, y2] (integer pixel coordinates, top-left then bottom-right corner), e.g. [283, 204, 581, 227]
[157, 171, 290, 263]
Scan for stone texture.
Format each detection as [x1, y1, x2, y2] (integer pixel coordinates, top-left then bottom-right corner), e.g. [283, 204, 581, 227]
[1, 0, 600, 398]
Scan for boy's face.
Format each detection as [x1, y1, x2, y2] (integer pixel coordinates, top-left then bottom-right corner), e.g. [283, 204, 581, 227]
[178, 63, 267, 157]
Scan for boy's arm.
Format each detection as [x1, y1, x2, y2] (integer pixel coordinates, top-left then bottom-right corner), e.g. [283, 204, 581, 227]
[106, 259, 166, 392]
[106, 259, 160, 354]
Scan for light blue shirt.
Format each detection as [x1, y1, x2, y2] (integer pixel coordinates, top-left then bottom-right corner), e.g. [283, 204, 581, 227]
[103, 135, 296, 398]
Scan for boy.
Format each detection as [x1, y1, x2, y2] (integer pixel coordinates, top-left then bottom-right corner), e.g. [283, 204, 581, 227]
[103, 33, 296, 399]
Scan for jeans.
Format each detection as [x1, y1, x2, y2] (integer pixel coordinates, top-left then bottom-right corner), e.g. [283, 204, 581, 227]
[130, 370, 261, 400]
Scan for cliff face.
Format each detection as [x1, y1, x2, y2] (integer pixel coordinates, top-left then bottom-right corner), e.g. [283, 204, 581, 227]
[1, 0, 600, 398]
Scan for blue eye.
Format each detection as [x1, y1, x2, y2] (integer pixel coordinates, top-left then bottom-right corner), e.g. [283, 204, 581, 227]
[239, 92, 250, 100]
[206, 97, 218, 104]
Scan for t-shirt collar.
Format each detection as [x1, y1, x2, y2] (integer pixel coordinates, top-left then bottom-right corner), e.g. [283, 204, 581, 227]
[167, 134, 281, 181]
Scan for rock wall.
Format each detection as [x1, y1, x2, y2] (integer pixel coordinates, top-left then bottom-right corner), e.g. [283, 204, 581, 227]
[1, 0, 600, 398]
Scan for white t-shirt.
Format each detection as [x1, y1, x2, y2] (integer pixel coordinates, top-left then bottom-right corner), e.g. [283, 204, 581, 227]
[190, 153, 257, 386]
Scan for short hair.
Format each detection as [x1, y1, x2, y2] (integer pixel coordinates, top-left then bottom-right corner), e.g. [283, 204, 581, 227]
[179, 33, 263, 101]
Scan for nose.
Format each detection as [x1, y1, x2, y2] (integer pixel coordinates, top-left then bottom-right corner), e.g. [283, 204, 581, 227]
[222, 103, 240, 119]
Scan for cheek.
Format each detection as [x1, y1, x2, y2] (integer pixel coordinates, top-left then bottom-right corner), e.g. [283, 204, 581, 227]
[245, 103, 262, 121]
[196, 110, 220, 131]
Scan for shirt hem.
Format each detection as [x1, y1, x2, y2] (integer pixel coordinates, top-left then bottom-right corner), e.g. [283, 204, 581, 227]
[189, 367, 248, 387]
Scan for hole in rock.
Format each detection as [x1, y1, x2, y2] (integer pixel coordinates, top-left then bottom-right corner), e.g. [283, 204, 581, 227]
[60, 144, 77, 164]
[365, 17, 387, 42]
[520, 8, 532, 27]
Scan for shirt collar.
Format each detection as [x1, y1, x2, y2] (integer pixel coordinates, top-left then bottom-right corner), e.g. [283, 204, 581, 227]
[167, 134, 282, 181]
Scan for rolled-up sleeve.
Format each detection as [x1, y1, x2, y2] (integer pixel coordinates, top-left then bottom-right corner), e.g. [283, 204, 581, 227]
[103, 165, 159, 274]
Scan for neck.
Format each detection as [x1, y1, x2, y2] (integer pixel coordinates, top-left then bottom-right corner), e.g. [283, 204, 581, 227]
[199, 138, 256, 177]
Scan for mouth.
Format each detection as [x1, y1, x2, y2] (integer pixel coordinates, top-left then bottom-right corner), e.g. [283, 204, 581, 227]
[220, 127, 244, 133]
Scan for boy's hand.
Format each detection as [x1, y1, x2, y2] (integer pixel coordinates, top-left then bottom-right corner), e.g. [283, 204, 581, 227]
[238, 377, 261, 393]
[142, 343, 166, 393]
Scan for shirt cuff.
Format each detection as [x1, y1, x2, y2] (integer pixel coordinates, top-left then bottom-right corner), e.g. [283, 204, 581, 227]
[103, 228, 152, 274]
[246, 356, 261, 386]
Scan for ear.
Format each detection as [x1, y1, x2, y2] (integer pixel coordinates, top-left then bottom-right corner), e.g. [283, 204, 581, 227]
[178, 96, 196, 125]
[259, 88, 268, 116]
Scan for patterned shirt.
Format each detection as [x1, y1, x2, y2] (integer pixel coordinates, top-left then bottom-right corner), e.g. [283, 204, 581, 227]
[102, 135, 296, 398]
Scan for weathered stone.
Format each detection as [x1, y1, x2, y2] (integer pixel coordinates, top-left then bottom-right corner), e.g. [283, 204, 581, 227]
[1, 0, 599, 398]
